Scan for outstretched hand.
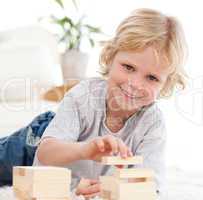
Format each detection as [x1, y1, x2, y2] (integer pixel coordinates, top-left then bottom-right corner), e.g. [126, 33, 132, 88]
[81, 135, 133, 162]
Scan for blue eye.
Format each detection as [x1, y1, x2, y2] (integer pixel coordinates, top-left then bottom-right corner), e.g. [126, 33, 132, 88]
[123, 64, 135, 72]
[148, 75, 159, 82]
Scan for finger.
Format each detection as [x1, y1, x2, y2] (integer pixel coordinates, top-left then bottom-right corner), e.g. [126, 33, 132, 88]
[77, 178, 91, 188]
[117, 139, 128, 158]
[103, 135, 118, 154]
[83, 192, 101, 199]
[76, 183, 100, 195]
[94, 138, 105, 152]
[127, 148, 133, 157]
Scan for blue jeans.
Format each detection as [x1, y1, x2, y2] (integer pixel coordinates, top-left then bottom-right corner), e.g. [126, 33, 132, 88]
[0, 111, 55, 186]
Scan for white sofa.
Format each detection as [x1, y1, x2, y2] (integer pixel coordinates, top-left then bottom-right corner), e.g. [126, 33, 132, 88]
[0, 25, 61, 137]
[0, 101, 58, 137]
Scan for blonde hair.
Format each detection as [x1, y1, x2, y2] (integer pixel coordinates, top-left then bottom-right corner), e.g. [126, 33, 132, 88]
[99, 8, 188, 98]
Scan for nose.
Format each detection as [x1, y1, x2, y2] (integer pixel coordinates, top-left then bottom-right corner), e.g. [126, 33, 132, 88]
[128, 75, 145, 91]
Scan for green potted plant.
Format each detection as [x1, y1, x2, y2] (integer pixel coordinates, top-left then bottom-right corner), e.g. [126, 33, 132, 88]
[47, 0, 102, 82]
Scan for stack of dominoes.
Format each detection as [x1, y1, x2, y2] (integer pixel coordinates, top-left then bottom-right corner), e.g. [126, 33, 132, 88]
[13, 166, 71, 200]
[100, 156, 157, 200]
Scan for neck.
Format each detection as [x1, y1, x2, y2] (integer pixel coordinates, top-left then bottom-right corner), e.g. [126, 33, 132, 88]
[106, 99, 138, 122]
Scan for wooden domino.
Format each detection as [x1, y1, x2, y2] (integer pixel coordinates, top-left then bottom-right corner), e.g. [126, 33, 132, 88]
[13, 166, 71, 200]
[101, 156, 143, 165]
[100, 156, 157, 200]
[117, 181, 157, 200]
[113, 168, 154, 179]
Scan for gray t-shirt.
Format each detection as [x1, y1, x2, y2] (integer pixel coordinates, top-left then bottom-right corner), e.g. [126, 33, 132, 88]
[33, 77, 166, 193]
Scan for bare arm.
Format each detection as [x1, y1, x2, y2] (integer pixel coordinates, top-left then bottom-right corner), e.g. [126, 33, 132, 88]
[36, 137, 86, 166]
[36, 135, 132, 166]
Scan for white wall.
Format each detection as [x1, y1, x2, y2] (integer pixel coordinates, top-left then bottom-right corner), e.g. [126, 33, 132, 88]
[0, 0, 203, 171]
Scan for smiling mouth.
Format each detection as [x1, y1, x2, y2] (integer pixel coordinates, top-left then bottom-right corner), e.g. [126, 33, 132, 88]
[120, 87, 144, 99]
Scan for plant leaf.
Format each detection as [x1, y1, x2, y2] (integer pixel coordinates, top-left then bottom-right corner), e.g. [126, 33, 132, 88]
[64, 16, 74, 27]
[89, 38, 95, 47]
[51, 15, 75, 30]
[84, 24, 102, 33]
[72, 0, 78, 10]
[54, 0, 64, 9]
[44, 1, 103, 50]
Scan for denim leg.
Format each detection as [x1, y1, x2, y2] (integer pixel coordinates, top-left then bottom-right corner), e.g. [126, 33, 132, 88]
[0, 111, 55, 186]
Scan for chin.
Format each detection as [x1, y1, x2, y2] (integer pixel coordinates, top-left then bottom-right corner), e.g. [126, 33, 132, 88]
[115, 99, 141, 112]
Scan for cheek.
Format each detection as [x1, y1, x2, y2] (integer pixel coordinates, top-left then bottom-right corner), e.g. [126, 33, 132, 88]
[108, 65, 127, 85]
[146, 85, 161, 100]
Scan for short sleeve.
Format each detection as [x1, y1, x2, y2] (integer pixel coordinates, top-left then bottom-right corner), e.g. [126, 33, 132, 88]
[134, 118, 167, 195]
[41, 81, 88, 142]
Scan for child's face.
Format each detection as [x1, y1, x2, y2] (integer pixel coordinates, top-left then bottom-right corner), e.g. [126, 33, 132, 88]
[107, 46, 170, 112]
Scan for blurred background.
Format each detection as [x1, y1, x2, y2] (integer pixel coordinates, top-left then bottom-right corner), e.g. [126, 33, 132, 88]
[0, 0, 202, 174]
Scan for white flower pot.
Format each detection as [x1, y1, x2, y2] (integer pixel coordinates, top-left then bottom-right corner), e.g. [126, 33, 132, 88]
[61, 49, 89, 83]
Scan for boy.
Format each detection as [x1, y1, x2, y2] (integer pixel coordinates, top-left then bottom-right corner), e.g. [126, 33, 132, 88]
[0, 8, 187, 199]
[33, 8, 187, 198]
